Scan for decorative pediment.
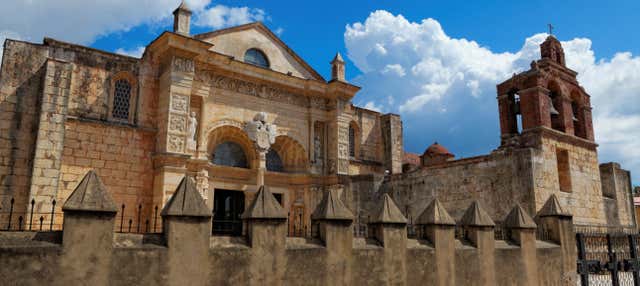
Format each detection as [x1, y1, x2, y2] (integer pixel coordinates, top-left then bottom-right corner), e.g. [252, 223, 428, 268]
[195, 22, 324, 81]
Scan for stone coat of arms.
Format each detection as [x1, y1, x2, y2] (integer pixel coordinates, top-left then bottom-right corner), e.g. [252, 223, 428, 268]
[245, 112, 277, 152]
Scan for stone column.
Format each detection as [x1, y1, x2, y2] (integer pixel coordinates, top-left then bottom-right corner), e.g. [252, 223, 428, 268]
[241, 186, 288, 286]
[28, 59, 72, 218]
[504, 204, 539, 286]
[59, 171, 117, 286]
[370, 194, 408, 285]
[380, 114, 403, 174]
[460, 201, 496, 286]
[416, 198, 456, 286]
[154, 55, 195, 208]
[161, 176, 212, 286]
[311, 189, 354, 286]
[536, 194, 576, 285]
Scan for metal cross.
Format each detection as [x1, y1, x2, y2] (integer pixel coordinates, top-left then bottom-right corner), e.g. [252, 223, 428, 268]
[548, 24, 554, 35]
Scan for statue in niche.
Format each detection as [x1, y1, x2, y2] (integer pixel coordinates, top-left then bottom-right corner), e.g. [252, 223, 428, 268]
[314, 135, 322, 163]
[245, 112, 277, 152]
[187, 111, 198, 150]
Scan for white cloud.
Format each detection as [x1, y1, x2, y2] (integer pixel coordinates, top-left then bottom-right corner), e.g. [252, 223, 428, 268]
[381, 64, 406, 77]
[362, 101, 383, 112]
[345, 10, 640, 183]
[0, 0, 206, 47]
[115, 46, 146, 58]
[0, 0, 272, 64]
[195, 5, 266, 29]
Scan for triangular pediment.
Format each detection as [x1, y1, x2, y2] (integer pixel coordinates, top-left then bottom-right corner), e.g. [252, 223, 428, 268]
[195, 22, 324, 81]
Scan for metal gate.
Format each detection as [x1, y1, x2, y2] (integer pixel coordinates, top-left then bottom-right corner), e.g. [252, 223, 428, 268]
[576, 232, 640, 285]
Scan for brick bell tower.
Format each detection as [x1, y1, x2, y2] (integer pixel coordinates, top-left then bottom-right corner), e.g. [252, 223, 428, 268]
[496, 35, 595, 148]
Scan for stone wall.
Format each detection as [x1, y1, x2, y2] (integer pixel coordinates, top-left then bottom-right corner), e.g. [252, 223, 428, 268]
[0, 40, 50, 220]
[373, 149, 535, 223]
[600, 162, 635, 226]
[0, 172, 574, 286]
[57, 119, 156, 228]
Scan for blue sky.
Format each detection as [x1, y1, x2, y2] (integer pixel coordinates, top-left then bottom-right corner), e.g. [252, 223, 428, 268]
[1, 0, 639, 185]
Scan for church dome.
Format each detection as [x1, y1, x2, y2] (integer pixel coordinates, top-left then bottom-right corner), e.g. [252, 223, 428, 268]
[423, 142, 454, 157]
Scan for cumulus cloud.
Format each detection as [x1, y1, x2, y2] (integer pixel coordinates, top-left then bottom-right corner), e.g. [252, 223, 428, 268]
[345, 10, 640, 183]
[0, 0, 270, 57]
[115, 46, 146, 58]
[195, 5, 267, 29]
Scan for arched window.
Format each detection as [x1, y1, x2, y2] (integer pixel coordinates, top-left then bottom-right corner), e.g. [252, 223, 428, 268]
[244, 48, 269, 68]
[266, 149, 284, 172]
[349, 126, 356, 158]
[112, 79, 132, 120]
[212, 142, 248, 168]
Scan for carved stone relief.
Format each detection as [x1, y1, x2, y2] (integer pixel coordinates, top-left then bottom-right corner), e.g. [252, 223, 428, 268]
[173, 57, 194, 73]
[169, 114, 186, 133]
[168, 135, 185, 153]
[338, 143, 349, 158]
[171, 94, 189, 112]
[195, 70, 331, 110]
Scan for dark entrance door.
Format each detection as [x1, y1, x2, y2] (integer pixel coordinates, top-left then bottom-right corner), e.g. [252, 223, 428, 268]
[212, 190, 245, 235]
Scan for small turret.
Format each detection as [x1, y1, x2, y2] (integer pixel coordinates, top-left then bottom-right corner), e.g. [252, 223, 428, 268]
[173, 0, 192, 36]
[330, 52, 345, 82]
[540, 35, 565, 66]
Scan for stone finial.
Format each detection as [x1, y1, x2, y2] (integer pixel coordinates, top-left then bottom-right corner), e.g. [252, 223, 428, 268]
[330, 52, 346, 82]
[173, 0, 192, 36]
[241, 186, 287, 220]
[371, 194, 407, 224]
[63, 170, 117, 213]
[161, 176, 210, 217]
[311, 189, 354, 221]
[460, 201, 495, 227]
[537, 194, 571, 217]
[504, 204, 537, 229]
[415, 198, 455, 226]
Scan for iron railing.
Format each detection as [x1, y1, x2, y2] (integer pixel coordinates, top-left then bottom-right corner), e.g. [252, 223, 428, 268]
[576, 227, 640, 286]
[0, 198, 61, 231]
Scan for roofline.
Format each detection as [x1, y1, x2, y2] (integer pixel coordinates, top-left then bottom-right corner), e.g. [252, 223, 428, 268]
[194, 21, 326, 82]
[43, 38, 140, 62]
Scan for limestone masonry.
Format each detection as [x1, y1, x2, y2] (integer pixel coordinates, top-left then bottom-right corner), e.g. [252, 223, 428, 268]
[0, 2, 636, 285]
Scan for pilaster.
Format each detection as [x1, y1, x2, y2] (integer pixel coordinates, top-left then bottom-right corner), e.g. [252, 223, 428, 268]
[28, 59, 72, 216]
[503, 204, 539, 286]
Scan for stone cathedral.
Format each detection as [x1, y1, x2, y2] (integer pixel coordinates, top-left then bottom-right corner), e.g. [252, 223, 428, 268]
[0, 2, 635, 235]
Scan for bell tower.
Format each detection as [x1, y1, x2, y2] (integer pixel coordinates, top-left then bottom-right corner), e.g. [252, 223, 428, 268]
[496, 35, 595, 148]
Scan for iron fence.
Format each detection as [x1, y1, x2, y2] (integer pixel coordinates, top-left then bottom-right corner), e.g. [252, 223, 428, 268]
[116, 204, 161, 234]
[0, 198, 62, 231]
[576, 226, 640, 286]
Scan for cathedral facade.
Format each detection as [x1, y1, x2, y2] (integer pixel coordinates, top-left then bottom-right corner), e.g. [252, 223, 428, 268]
[0, 2, 635, 234]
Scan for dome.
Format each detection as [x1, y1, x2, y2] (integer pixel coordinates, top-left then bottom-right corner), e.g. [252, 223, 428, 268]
[423, 142, 454, 157]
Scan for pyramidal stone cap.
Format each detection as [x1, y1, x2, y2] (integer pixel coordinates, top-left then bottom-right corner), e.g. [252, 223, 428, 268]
[371, 194, 407, 224]
[537, 194, 571, 217]
[241, 186, 287, 220]
[63, 170, 117, 213]
[311, 189, 353, 221]
[416, 198, 455, 226]
[504, 204, 537, 229]
[161, 176, 210, 218]
[460, 201, 495, 227]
